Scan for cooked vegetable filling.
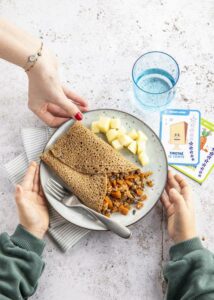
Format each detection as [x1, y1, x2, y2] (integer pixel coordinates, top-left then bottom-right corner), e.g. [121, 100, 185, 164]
[101, 169, 153, 217]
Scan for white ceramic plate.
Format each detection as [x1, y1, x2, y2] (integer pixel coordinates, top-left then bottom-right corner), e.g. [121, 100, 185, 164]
[40, 109, 167, 230]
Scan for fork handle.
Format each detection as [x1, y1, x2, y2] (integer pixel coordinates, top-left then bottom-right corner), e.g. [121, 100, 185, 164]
[82, 206, 132, 239]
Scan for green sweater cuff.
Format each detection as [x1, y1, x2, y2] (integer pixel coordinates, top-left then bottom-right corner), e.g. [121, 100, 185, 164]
[11, 225, 45, 256]
[169, 237, 204, 260]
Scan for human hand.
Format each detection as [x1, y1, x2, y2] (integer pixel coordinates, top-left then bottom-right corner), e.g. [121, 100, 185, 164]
[161, 171, 197, 244]
[15, 162, 49, 239]
[27, 49, 88, 127]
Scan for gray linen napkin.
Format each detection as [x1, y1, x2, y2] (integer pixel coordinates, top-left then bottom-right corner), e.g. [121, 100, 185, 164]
[5, 127, 90, 252]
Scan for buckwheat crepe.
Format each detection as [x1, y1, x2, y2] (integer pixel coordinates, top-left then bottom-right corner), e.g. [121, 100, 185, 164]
[41, 122, 138, 212]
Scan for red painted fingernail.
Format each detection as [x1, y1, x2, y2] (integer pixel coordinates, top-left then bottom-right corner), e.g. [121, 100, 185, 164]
[74, 112, 83, 121]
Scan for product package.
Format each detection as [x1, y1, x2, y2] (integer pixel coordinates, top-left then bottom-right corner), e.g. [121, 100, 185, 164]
[172, 118, 214, 184]
[160, 109, 201, 166]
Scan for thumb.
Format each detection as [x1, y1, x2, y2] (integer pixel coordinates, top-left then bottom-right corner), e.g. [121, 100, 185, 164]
[169, 188, 186, 211]
[15, 185, 24, 204]
[57, 97, 83, 121]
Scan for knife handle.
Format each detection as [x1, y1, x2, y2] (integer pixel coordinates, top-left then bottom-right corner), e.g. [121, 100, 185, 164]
[83, 206, 132, 239]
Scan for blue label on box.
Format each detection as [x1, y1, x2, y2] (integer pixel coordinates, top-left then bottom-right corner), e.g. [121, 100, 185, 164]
[160, 109, 201, 165]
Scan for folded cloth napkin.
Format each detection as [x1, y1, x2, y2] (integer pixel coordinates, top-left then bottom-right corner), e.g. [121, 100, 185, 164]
[5, 127, 90, 252]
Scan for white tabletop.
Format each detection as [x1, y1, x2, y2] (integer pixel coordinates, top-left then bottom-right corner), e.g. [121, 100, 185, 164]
[0, 1, 213, 299]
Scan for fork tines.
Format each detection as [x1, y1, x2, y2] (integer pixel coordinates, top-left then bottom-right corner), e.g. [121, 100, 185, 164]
[45, 178, 67, 200]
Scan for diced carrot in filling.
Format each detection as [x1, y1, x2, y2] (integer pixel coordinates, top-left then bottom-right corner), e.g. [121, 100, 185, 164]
[119, 205, 129, 215]
[136, 189, 143, 196]
[117, 179, 124, 185]
[101, 169, 153, 217]
[125, 180, 133, 187]
[141, 194, 147, 201]
[110, 190, 122, 199]
[146, 180, 154, 187]
[136, 202, 144, 209]
[105, 196, 113, 209]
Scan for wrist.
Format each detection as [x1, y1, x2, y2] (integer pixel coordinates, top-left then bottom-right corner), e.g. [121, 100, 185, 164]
[27, 48, 58, 78]
[21, 224, 47, 240]
[174, 232, 197, 244]
[11, 225, 46, 256]
[170, 237, 203, 260]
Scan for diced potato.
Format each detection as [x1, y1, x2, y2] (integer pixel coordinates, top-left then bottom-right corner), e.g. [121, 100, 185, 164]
[138, 130, 148, 142]
[137, 140, 146, 154]
[112, 139, 123, 150]
[118, 134, 133, 147]
[127, 141, 137, 154]
[110, 118, 121, 129]
[138, 152, 150, 166]
[91, 121, 100, 133]
[117, 127, 126, 136]
[128, 129, 138, 140]
[98, 117, 111, 133]
[106, 129, 119, 143]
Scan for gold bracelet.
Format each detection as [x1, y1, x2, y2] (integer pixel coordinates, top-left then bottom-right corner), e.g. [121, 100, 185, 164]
[24, 41, 43, 72]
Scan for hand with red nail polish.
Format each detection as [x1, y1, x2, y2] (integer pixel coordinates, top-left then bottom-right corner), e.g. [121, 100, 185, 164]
[27, 49, 88, 127]
[0, 20, 88, 127]
[75, 112, 83, 121]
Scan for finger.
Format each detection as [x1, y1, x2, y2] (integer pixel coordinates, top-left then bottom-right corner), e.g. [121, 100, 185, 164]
[36, 184, 48, 207]
[167, 170, 181, 192]
[33, 165, 40, 193]
[181, 186, 193, 202]
[174, 173, 192, 203]
[169, 188, 186, 211]
[36, 110, 69, 127]
[181, 185, 193, 207]
[39, 185, 45, 198]
[15, 184, 24, 204]
[56, 96, 83, 121]
[72, 103, 89, 112]
[166, 182, 177, 196]
[48, 102, 88, 117]
[166, 183, 171, 195]
[174, 173, 189, 189]
[160, 190, 171, 210]
[160, 190, 175, 218]
[47, 103, 72, 118]
[63, 85, 88, 108]
[21, 162, 37, 191]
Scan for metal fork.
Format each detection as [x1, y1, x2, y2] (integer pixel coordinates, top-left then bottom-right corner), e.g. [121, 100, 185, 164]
[45, 178, 132, 239]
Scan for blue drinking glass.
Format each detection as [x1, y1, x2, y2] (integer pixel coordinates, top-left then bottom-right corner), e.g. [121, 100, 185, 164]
[132, 51, 180, 111]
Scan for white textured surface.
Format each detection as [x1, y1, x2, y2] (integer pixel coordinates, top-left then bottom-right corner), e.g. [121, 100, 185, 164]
[0, 1, 213, 299]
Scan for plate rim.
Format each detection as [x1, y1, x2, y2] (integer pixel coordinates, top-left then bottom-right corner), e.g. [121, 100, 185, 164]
[40, 108, 168, 231]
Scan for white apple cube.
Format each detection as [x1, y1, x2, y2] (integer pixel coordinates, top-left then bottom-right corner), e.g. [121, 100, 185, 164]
[127, 141, 137, 154]
[112, 139, 123, 150]
[91, 121, 100, 133]
[138, 152, 150, 166]
[110, 118, 121, 129]
[106, 129, 119, 143]
[98, 117, 111, 133]
[138, 130, 148, 142]
[128, 129, 138, 140]
[137, 140, 146, 154]
[117, 127, 127, 136]
[118, 134, 133, 147]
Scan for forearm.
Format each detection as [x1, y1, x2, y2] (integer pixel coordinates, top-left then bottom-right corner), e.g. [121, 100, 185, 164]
[0, 225, 45, 299]
[164, 238, 214, 300]
[0, 18, 85, 126]
[0, 18, 41, 68]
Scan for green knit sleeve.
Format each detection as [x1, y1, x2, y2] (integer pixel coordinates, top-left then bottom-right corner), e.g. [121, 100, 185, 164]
[0, 225, 45, 300]
[164, 237, 214, 300]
